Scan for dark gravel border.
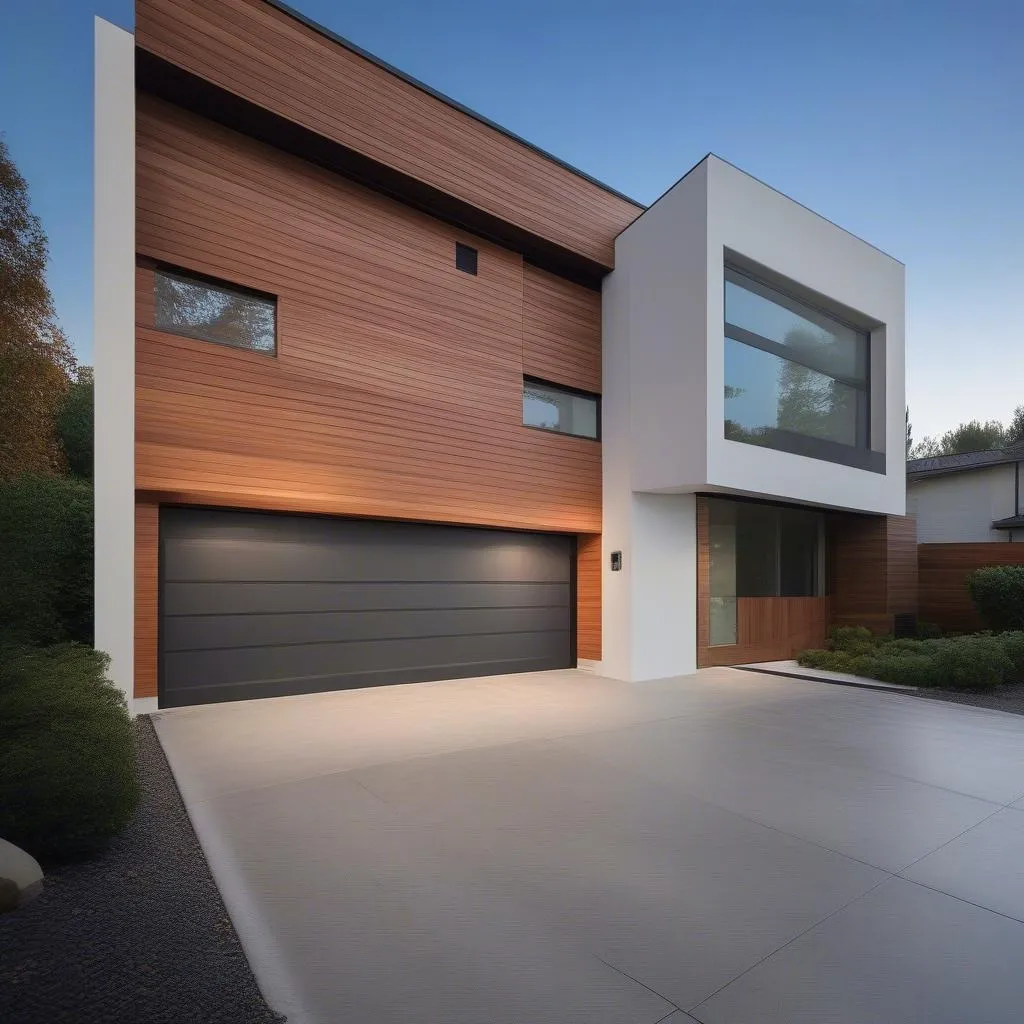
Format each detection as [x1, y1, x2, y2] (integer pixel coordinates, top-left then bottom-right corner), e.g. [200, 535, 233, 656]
[0, 717, 286, 1024]
[913, 681, 1024, 716]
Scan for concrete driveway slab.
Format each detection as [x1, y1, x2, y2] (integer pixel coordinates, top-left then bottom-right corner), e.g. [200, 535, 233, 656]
[558, 713, 999, 871]
[901, 806, 1024, 920]
[154, 667, 811, 805]
[153, 667, 1024, 1023]
[693, 877, 1024, 1024]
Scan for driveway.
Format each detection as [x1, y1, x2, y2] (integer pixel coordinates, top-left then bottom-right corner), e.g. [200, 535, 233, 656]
[153, 668, 1024, 1023]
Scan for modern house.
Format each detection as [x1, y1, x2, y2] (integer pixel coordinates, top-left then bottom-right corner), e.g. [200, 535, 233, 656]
[95, 0, 909, 713]
[909, 443, 1024, 631]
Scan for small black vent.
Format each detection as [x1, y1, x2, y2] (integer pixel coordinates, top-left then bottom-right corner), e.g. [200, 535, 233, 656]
[455, 243, 478, 275]
[893, 612, 918, 639]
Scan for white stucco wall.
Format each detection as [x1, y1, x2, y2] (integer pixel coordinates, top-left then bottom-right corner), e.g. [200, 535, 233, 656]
[909, 466, 1018, 543]
[601, 154, 906, 682]
[93, 18, 136, 710]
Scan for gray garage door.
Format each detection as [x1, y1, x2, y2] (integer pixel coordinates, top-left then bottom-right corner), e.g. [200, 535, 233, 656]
[159, 507, 574, 708]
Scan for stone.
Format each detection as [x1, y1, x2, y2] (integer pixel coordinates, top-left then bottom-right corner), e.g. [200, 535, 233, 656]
[0, 838, 43, 911]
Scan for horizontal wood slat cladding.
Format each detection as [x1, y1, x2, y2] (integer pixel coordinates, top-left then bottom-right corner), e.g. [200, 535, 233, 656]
[576, 534, 602, 660]
[135, 502, 159, 698]
[831, 513, 918, 634]
[523, 266, 601, 393]
[702, 599, 833, 667]
[919, 543, 1024, 632]
[135, 97, 602, 535]
[135, 0, 639, 267]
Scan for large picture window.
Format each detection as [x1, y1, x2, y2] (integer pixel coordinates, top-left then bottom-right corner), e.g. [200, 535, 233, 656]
[723, 267, 879, 471]
[707, 498, 825, 646]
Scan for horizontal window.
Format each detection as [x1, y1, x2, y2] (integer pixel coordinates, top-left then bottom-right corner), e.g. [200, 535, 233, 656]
[725, 337, 860, 448]
[154, 268, 276, 355]
[724, 267, 876, 470]
[523, 378, 599, 440]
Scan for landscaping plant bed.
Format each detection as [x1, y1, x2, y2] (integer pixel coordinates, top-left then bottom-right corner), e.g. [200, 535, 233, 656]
[798, 627, 1024, 692]
[0, 717, 285, 1024]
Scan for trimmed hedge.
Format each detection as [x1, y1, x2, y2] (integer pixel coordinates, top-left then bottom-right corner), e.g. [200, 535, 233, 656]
[968, 566, 1024, 632]
[798, 627, 1024, 691]
[0, 474, 93, 646]
[0, 644, 138, 863]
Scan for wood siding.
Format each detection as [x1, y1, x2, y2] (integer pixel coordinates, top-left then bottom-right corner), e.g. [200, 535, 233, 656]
[136, 0, 638, 267]
[919, 543, 1024, 632]
[832, 513, 918, 634]
[135, 502, 159, 698]
[702, 598, 833, 667]
[696, 497, 831, 666]
[135, 98, 604, 694]
[523, 265, 601, 393]
[576, 534, 602, 661]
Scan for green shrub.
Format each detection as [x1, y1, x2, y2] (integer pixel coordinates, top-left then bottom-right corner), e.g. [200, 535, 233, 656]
[0, 474, 93, 646]
[932, 636, 1012, 690]
[0, 644, 138, 863]
[997, 631, 1024, 677]
[827, 625, 882, 656]
[798, 632, 1023, 690]
[968, 566, 1024, 632]
[915, 620, 943, 639]
[859, 653, 939, 688]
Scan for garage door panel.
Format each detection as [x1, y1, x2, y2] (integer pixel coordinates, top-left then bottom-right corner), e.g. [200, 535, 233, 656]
[162, 580, 571, 616]
[159, 508, 575, 707]
[163, 513, 570, 584]
[164, 605, 572, 651]
[163, 630, 570, 705]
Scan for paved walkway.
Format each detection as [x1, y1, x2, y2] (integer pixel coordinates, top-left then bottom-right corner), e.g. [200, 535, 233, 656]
[154, 667, 1024, 1023]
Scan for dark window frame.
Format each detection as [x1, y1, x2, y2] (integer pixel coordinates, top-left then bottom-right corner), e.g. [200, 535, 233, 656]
[723, 264, 882, 472]
[522, 375, 601, 441]
[153, 263, 278, 356]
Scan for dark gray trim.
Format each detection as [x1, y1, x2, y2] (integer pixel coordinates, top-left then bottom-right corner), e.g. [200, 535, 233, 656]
[136, 50, 609, 290]
[265, 0, 642, 210]
[724, 425, 886, 474]
[724, 323, 867, 391]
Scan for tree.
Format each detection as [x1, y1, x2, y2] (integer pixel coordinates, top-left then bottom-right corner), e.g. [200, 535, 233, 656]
[937, 419, 1004, 455]
[57, 366, 93, 479]
[1006, 405, 1024, 448]
[906, 407, 912, 455]
[909, 419, 1005, 459]
[0, 137, 75, 479]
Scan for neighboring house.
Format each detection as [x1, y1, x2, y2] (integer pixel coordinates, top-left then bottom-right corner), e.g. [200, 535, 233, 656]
[94, 0, 908, 713]
[908, 443, 1024, 542]
[909, 443, 1024, 630]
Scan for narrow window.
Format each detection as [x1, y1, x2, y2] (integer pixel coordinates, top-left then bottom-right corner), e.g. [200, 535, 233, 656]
[455, 243, 478, 275]
[154, 267, 277, 355]
[523, 377, 600, 440]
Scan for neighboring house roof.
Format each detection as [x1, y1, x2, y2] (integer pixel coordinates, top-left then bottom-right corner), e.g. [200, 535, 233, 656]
[907, 441, 1024, 481]
[992, 514, 1024, 531]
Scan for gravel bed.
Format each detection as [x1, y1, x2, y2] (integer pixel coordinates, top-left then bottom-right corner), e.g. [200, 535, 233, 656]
[914, 681, 1024, 715]
[0, 717, 285, 1024]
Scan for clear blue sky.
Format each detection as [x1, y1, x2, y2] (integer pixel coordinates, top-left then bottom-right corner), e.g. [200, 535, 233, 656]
[3, 0, 1022, 443]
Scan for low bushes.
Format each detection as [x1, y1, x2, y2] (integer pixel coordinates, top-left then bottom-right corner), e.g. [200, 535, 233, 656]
[0, 474, 93, 646]
[0, 644, 138, 864]
[798, 626, 1024, 691]
[968, 566, 1024, 632]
